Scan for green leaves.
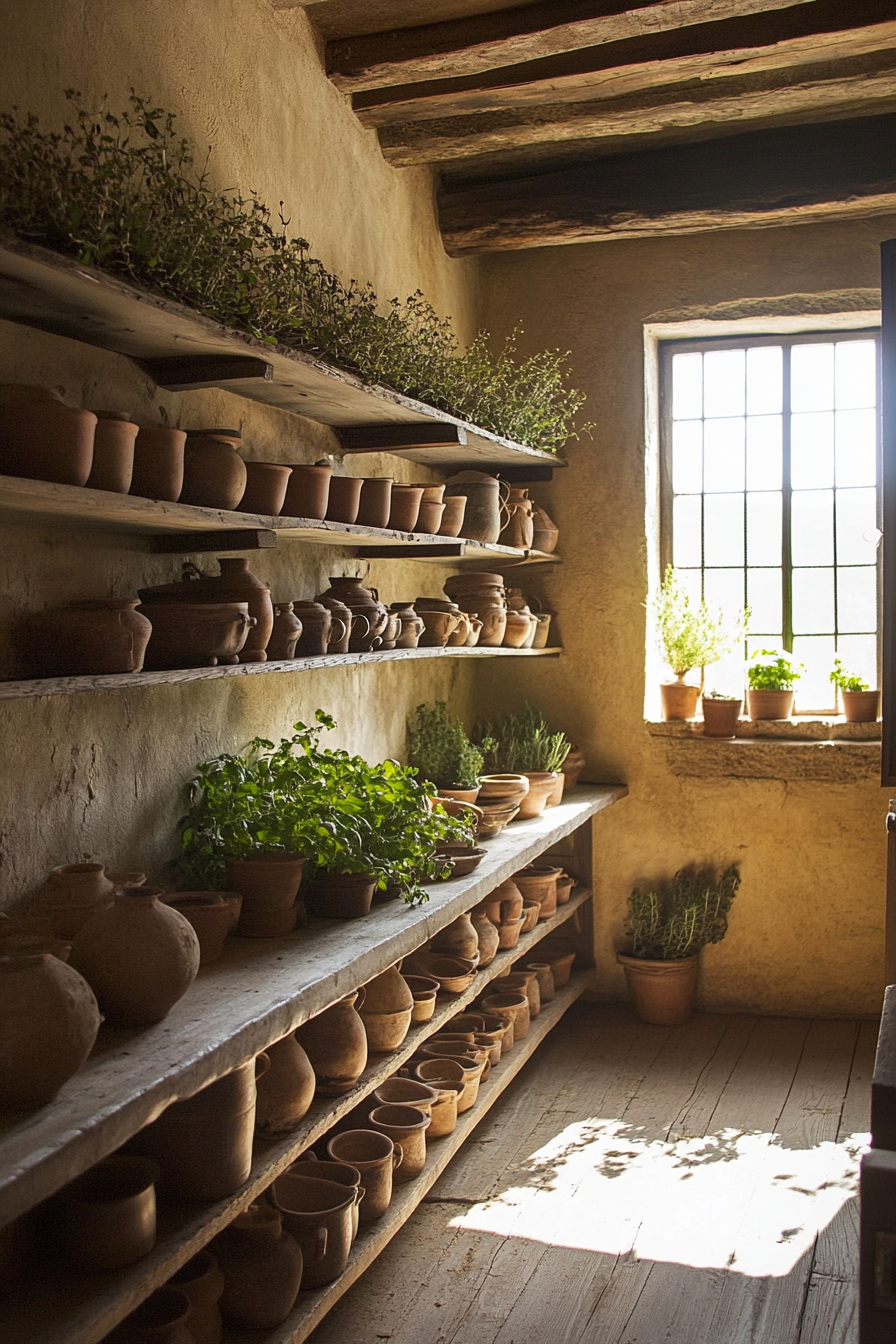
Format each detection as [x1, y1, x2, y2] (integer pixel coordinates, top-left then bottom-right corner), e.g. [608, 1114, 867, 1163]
[626, 865, 741, 961]
[747, 649, 801, 690]
[652, 566, 748, 681]
[406, 701, 485, 791]
[474, 703, 569, 775]
[829, 657, 867, 693]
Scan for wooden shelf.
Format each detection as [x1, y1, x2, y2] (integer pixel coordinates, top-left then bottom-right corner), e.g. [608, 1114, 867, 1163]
[0, 787, 625, 1232]
[0, 901, 591, 1344]
[0, 240, 566, 476]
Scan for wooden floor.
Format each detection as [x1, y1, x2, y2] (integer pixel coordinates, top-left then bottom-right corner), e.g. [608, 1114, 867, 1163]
[307, 1003, 877, 1344]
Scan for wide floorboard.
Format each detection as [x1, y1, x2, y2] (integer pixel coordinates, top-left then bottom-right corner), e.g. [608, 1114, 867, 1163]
[307, 1003, 876, 1344]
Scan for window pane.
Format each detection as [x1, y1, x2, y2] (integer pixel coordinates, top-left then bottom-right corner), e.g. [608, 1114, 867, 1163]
[747, 568, 782, 633]
[747, 635, 784, 662]
[837, 566, 877, 634]
[703, 418, 745, 493]
[673, 495, 702, 568]
[792, 343, 834, 412]
[835, 409, 876, 488]
[746, 492, 782, 566]
[704, 349, 745, 418]
[677, 568, 703, 604]
[791, 411, 834, 489]
[707, 647, 748, 700]
[746, 415, 782, 490]
[836, 634, 878, 693]
[835, 340, 876, 409]
[703, 568, 745, 626]
[747, 346, 782, 415]
[793, 567, 835, 634]
[672, 352, 702, 420]
[836, 487, 878, 565]
[792, 490, 834, 566]
[703, 494, 744, 566]
[672, 420, 703, 493]
[792, 635, 837, 711]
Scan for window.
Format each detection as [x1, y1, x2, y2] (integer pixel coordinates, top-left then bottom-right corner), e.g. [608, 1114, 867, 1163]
[661, 331, 881, 713]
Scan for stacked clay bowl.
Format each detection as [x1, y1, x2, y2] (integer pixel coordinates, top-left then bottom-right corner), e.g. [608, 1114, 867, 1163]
[442, 574, 507, 648]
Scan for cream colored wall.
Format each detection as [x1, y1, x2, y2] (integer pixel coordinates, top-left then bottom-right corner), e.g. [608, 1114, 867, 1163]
[478, 217, 896, 1018]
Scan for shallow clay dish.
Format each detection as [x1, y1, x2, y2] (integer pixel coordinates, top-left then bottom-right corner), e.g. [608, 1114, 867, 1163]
[433, 844, 487, 878]
[476, 801, 521, 840]
[404, 952, 477, 994]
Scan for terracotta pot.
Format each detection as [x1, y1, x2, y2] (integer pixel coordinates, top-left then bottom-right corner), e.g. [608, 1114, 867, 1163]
[317, 577, 388, 651]
[204, 558, 274, 663]
[547, 952, 576, 989]
[368, 1104, 431, 1182]
[379, 610, 401, 650]
[521, 901, 540, 933]
[295, 991, 368, 1096]
[54, 1156, 159, 1271]
[109, 1287, 193, 1344]
[617, 951, 698, 1025]
[433, 842, 487, 878]
[327, 1129, 401, 1224]
[272, 1173, 358, 1287]
[391, 602, 424, 649]
[471, 911, 501, 967]
[661, 682, 700, 721]
[438, 495, 467, 536]
[557, 873, 575, 904]
[514, 864, 562, 913]
[480, 1011, 515, 1052]
[479, 774, 529, 804]
[292, 601, 346, 656]
[388, 484, 424, 531]
[431, 911, 480, 961]
[130, 428, 186, 502]
[373, 1078, 439, 1113]
[531, 611, 554, 648]
[492, 878, 524, 923]
[361, 964, 414, 1015]
[481, 991, 530, 1039]
[87, 413, 138, 493]
[497, 915, 524, 948]
[401, 951, 477, 993]
[403, 974, 439, 1022]
[518, 772, 560, 819]
[306, 871, 377, 919]
[325, 475, 364, 524]
[447, 611, 473, 646]
[254, 1033, 316, 1136]
[238, 461, 293, 516]
[0, 402, 96, 486]
[106, 870, 147, 889]
[493, 972, 540, 1017]
[213, 1204, 302, 1329]
[418, 608, 460, 647]
[476, 608, 508, 647]
[0, 953, 100, 1108]
[141, 602, 255, 670]
[702, 697, 743, 738]
[477, 801, 520, 839]
[546, 771, 566, 806]
[286, 1159, 363, 1238]
[841, 688, 880, 722]
[531, 501, 560, 554]
[747, 688, 794, 720]
[361, 1006, 413, 1053]
[266, 602, 303, 661]
[562, 748, 586, 789]
[29, 862, 115, 939]
[281, 463, 332, 520]
[445, 472, 508, 544]
[355, 477, 393, 529]
[235, 902, 300, 938]
[416, 498, 446, 534]
[499, 488, 535, 550]
[503, 609, 536, 648]
[418, 1054, 485, 1113]
[313, 597, 355, 655]
[225, 853, 306, 914]
[162, 892, 241, 964]
[28, 599, 152, 677]
[180, 431, 247, 510]
[168, 1249, 225, 1344]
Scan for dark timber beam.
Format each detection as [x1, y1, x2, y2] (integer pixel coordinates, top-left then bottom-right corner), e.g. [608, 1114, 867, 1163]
[438, 112, 896, 253]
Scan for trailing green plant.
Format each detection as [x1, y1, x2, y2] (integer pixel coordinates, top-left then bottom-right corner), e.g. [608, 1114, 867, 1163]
[748, 649, 801, 691]
[0, 90, 589, 453]
[652, 566, 748, 682]
[406, 701, 492, 790]
[829, 658, 868, 693]
[180, 711, 471, 904]
[626, 865, 741, 961]
[473, 702, 571, 775]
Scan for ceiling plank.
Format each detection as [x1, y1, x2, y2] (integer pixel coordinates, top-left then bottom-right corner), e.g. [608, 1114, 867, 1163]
[438, 112, 896, 253]
[378, 51, 896, 164]
[327, 0, 818, 91]
[352, 3, 896, 125]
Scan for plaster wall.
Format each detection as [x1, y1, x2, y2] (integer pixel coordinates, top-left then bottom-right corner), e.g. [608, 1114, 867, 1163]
[477, 217, 896, 1018]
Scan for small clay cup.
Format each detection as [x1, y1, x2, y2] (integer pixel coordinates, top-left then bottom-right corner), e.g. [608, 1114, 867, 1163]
[388, 484, 424, 531]
[438, 495, 467, 537]
[356, 477, 393, 529]
[53, 1155, 160, 1270]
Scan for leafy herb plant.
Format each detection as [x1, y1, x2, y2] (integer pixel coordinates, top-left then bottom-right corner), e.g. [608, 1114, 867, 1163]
[474, 702, 571, 775]
[829, 658, 869, 693]
[406, 702, 490, 790]
[0, 90, 588, 453]
[626, 865, 741, 961]
[748, 649, 801, 691]
[652, 565, 748, 683]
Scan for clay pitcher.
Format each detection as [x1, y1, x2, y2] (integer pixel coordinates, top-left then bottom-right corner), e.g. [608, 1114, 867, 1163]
[531, 500, 560, 553]
[368, 1104, 431, 1183]
[0, 953, 101, 1107]
[318, 597, 363, 655]
[499, 487, 535, 550]
[431, 911, 479, 961]
[267, 603, 303, 660]
[327, 1129, 401, 1224]
[254, 1032, 316, 1137]
[444, 471, 508, 544]
[291, 601, 345, 656]
[358, 965, 414, 1054]
[295, 990, 368, 1095]
[272, 1173, 359, 1288]
[213, 1203, 303, 1329]
[203, 558, 273, 662]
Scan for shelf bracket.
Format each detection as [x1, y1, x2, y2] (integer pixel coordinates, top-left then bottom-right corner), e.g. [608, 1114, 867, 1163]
[149, 529, 277, 554]
[355, 543, 466, 559]
[337, 424, 467, 453]
[140, 355, 274, 391]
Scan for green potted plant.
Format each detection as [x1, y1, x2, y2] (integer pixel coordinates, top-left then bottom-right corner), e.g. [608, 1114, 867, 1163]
[701, 689, 743, 739]
[652, 566, 748, 721]
[830, 658, 879, 723]
[474, 703, 571, 818]
[406, 702, 490, 804]
[747, 649, 801, 720]
[617, 865, 741, 1024]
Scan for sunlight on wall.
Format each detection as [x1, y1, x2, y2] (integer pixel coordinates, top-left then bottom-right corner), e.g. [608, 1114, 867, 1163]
[450, 1117, 869, 1277]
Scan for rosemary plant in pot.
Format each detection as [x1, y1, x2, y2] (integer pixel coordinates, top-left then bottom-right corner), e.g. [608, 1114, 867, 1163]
[617, 865, 740, 1024]
[830, 658, 879, 723]
[474, 704, 571, 818]
[747, 650, 801, 720]
[652, 567, 747, 721]
[406, 702, 489, 804]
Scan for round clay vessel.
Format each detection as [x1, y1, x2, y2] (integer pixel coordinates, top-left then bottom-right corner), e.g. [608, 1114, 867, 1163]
[414, 487, 446, 534]
[267, 602, 303, 660]
[225, 853, 306, 914]
[503, 609, 536, 648]
[557, 873, 575, 904]
[286, 1159, 363, 1238]
[162, 892, 241, 964]
[481, 991, 530, 1039]
[445, 472, 507, 544]
[168, 1249, 225, 1344]
[476, 608, 508, 647]
[213, 1203, 302, 1329]
[528, 962, 556, 1003]
[438, 494, 467, 536]
[141, 602, 255, 670]
[661, 682, 701, 721]
[291, 600, 343, 656]
[499, 488, 535, 550]
[368, 1104, 431, 1183]
[842, 689, 880, 722]
[387, 484, 424, 531]
[29, 862, 115, 939]
[517, 772, 559, 819]
[361, 1006, 413, 1053]
[0, 403, 96, 486]
[109, 1286, 193, 1344]
[281, 462, 332, 519]
[180, 431, 247, 510]
[494, 878, 524, 922]
[497, 915, 524, 948]
[521, 901, 540, 933]
[747, 688, 794, 721]
[431, 911, 480, 961]
[701, 697, 743, 738]
[325, 475, 363, 524]
[546, 771, 566, 806]
[478, 774, 529, 803]
[28, 599, 152, 677]
[272, 1173, 358, 1288]
[355, 477, 393, 529]
[238, 461, 292, 515]
[53, 1154, 160, 1270]
[235, 902, 300, 938]
[513, 865, 562, 911]
[327, 1129, 400, 1224]
[316, 576, 388, 650]
[0, 953, 100, 1108]
[471, 911, 501, 967]
[254, 1032, 316, 1136]
[547, 952, 576, 989]
[87, 413, 138, 493]
[204, 558, 273, 663]
[130, 427, 186, 501]
[70, 887, 200, 1027]
[561, 747, 586, 789]
[391, 602, 424, 649]
[531, 611, 553, 648]
[493, 970, 540, 1017]
[418, 609, 460, 647]
[361, 964, 414, 1014]
[617, 951, 698, 1026]
[295, 991, 368, 1096]
[403, 973, 439, 1022]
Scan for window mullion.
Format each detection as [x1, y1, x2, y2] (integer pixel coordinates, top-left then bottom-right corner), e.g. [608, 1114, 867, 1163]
[782, 342, 793, 654]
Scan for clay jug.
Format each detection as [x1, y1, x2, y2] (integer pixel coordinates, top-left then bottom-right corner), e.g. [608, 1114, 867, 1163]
[30, 862, 115, 938]
[202, 558, 273, 662]
[292, 600, 345, 656]
[391, 602, 424, 649]
[327, 1129, 400, 1224]
[444, 471, 508, 544]
[87, 412, 138, 493]
[109, 1287, 193, 1344]
[267, 603, 303, 660]
[286, 1159, 363, 1239]
[317, 597, 362, 655]
[480, 991, 530, 1040]
[28, 599, 153, 677]
[238, 461, 292, 516]
[168, 1250, 225, 1344]
[130, 427, 186, 502]
[281, 462, 332, 520]
[531, 500, 560, 553]
[494, 878, 524, 922]
[380, 610, 401, 650]
[70, 887, 200, 1026]
[0, 401, 96, 486]
[271, 1173, 358, 1287]
[499, 488, 535, 550]
[180, 430, 247, 510]
[317, 577, 388, 651]
[361, 963, 414, 1014]
[295, 990, 368, 1095]
[368, 1104, 431, 1183]
[0, 953, 101, 1107]
[254, 1032, 316, 1136]
[494, 970, 540, 1017]
[213, 1204, 303, 1329]
[471, 911, 501, 968]
[431, 911, 479, 961]
[356, 476, 393, 529]
[503, 608, 535, 648]
[476, 607, 508, 647]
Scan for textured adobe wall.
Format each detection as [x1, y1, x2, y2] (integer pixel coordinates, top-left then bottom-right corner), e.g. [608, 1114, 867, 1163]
[477, 216, 896, 1018]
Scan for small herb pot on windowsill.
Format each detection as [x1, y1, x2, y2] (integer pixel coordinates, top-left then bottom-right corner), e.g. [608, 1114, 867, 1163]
[660, 682, 699, 721]
[841, 689, 880, 723]
[747, 689, 794, 721]
[701, 696, 743, 738]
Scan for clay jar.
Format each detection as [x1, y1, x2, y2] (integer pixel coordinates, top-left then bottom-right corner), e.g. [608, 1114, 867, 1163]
[31, 862, 116, 939]
[162, 893, 241, 965]
[527, 962, 556, 1003]
[514, 865, 561, 916]
[213, 1203, 303, 1329]
[109, 1286, 193, 1344]
[431, 911, 480, 961]
[317, 576, 388, 651]
[292, 601, 345, 656]
[130, 427, 186, 502]
[562, 748, 586, 789]
[200, 558, 273, 663]
[238, 461, 293, 516]
[493, 971, 540, 1017]
[368, 1104, 431, 1183]
[479, 774, 530, 806]
[480, 991, 530, 1040]
[0, 953, 101, 1108]
[471, 911, 501, 967]
[265, 602, 303, 660]
[168, 1250, 225, 1344]
[295, 990, 368, 1096]
[517, 772, 560, 819]
[281, 462, 332, 520]
[390, 602, 424, 649]
[53, 1155, 161, 1271]
[414, 482, 446, 534]
[254, 1032, 316, 1137]
[327, 1129, 401, 1224]
[444, 471, 508, 544]
[87, 412, 139, 493]
[493, 878, 524, 923]
[0, 402, 96, 486]
[70, 887, 200, 1027]
[358, 964, 414, 1053]
[418, 609, 460, 647]
[476, 608, 508, 647]
[141, 603, 255, 671]
[503, 608, 536, 648]
[28, 599, 152, 678]
[355, 477, 393, 529]
[499, 488, 535, 550]
[387, 484, 424, 531]
[272, 1173, 358, 1288]
[325, 475, 364, 524]
[180, 430, 247, 510]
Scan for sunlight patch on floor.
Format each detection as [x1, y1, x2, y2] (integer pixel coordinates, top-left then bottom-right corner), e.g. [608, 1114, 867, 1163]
[449, 1118, 870, 1276]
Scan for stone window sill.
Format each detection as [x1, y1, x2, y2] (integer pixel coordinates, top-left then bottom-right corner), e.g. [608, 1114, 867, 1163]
[646, 719, 880, 781]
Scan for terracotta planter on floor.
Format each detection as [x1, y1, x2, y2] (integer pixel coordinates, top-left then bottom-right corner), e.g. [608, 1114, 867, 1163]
[660, 682, 700, 721]
[841, 689, 880, 722]
[702, 697, 743, 738]
[617, 951, 698, 1025]
[747, 689, 794, 720]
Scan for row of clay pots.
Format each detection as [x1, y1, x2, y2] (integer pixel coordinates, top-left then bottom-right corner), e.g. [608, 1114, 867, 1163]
[442, 573, 555, 649]
[663, 683, 882, 731]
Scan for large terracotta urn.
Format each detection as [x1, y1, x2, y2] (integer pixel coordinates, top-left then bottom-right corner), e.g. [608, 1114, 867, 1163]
[0, 953, 101, 1107]
[430, 911, 479, 961]
[29, 862, 116, 938]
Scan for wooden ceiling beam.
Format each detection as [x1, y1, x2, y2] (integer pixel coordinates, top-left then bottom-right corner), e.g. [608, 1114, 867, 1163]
[379, 51, 896, 164]
[351, 3, 896, 126]
[327, 0, 818, 92]
[438, 112, 896, 253]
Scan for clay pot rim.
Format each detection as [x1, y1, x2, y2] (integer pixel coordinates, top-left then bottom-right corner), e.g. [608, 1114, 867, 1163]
[273, 1172, 359, 1215]
[63, 1154, 161, 1203]
[616, 951, 699, 971]
[327, 1129, 396, 1162]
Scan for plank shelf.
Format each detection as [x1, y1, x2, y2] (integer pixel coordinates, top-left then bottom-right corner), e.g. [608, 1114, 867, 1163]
[0, 240, 566, 476]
